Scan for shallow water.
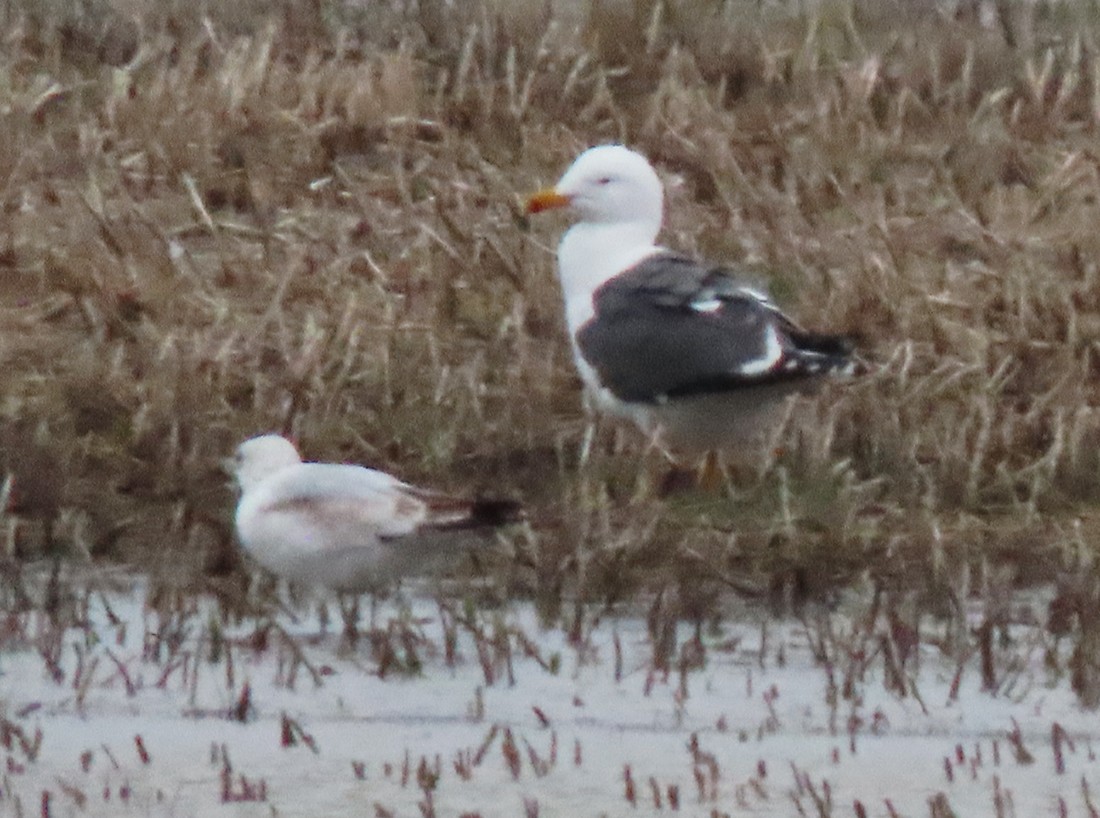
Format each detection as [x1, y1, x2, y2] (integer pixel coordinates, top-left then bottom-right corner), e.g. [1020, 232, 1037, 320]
[1, 573, 1097, 817]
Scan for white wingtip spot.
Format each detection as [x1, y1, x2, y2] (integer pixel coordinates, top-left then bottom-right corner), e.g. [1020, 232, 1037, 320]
[738, 323, 783, 376]
[736, 286, 773, 306]
[690, 297, 722, 313]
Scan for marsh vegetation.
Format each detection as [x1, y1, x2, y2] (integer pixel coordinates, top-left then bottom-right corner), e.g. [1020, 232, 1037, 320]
[2, 0, 1100, 756]
[8, 1, 1100, 814]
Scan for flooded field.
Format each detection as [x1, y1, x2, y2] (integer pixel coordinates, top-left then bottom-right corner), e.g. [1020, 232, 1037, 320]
[1, 570, 1097, 817]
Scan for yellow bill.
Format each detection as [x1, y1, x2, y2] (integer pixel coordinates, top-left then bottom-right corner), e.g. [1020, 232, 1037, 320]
[524, 188, 572, 214]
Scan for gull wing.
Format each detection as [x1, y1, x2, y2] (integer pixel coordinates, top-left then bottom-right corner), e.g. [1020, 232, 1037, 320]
[576, 252, 852, 403]
[253, 464, 521, 547]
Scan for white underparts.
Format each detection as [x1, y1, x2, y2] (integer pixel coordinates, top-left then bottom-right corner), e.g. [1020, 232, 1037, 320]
[557, 224, 663, 335]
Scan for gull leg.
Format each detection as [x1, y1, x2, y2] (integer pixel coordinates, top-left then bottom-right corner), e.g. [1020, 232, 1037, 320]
[369, 593, 380, 631]
[697, 450, 725, 493]
[317, 599, 330, 641]
[337, 593, 361, 650]
[657, 452, 746, 497]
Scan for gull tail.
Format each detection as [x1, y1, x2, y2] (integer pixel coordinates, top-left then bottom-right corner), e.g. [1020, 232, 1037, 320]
[420, 493, 524, 531]
[465, 498, 525, 528]
[787, 330, 862, 376]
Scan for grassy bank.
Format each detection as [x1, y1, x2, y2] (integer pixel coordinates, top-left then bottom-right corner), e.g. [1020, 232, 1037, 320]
[3, 0, 1100, 664]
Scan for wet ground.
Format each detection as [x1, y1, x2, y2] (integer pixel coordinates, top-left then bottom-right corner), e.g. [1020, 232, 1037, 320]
[0, 571, 1096, 817]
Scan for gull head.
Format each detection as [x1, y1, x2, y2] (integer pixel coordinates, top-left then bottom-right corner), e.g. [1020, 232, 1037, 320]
[525, 145, 664, 236]
[230, 434, 303, 492]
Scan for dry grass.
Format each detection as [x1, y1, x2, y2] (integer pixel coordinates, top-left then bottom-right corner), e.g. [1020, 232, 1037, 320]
[3, 0, 1100, 650]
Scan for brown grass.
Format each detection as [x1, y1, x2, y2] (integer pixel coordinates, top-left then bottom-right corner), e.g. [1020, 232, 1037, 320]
[3, 0, 1100, 639]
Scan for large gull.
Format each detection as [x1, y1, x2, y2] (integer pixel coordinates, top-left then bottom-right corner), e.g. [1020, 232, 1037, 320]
[231, 434, 520, 593]
[525, 145, 854, 478]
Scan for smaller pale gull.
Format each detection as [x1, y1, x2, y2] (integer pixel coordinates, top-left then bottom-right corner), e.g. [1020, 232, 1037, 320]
[525, 144, 855, 468]
[231, 434, 520, 592]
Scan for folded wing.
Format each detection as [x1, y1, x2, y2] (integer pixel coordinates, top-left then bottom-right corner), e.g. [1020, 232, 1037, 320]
[575, 253, 852, 404]
[251, 464, 520, 549]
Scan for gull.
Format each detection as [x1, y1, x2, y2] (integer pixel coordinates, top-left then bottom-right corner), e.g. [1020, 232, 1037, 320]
[230, 434, 520, 637]
[525, 145, 855, 486]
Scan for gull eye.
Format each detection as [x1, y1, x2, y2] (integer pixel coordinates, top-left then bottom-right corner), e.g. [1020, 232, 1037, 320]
[596, 176, 613, 185]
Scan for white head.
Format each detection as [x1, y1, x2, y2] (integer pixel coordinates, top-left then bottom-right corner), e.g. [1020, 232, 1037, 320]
[527, 145, 664, 240]
[231, 434, 303, 492]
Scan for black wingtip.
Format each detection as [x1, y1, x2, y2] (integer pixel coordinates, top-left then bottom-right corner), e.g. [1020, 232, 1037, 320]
[419, 491, 525, 532]
[788, 329, 856, 359]
[788, 330, 866, 376]
[466, 498, 525, 528]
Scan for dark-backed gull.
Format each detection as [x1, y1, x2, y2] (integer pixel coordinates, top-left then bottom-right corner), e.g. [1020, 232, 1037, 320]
[525, 145, 853, 474]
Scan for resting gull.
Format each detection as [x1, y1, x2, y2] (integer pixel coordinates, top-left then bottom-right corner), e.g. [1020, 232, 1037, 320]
[230, 434, 520, 593]
[525, 145, 854, 478]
